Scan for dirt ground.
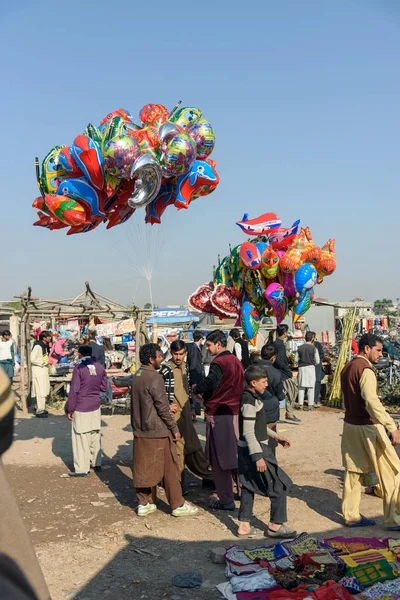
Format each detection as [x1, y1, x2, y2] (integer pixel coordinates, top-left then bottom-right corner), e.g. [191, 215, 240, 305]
[3, 407, 392, 600]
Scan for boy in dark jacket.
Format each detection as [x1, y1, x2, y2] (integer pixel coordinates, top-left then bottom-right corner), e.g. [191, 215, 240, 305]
[238, 365, 296, 539]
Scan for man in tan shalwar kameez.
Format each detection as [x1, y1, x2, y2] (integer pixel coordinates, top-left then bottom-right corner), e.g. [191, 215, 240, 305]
[341, 333, 400, 530]
[160, 340, 211, 487]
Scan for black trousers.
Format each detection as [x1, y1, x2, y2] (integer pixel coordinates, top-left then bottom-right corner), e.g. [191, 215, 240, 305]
[238, 485, 288, 524]
[314, 364, 323, 403]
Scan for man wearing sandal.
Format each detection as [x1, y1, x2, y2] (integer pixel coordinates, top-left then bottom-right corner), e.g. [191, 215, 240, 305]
[237, 365, 296, 539]
[341, 333, 400, 530]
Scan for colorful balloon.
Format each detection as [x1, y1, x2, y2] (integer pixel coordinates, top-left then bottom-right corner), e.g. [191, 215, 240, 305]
[214, 256, 232, 287]
[170, 107, 202, 129]
[244, 270, 266, 303]
[139, 104, 168, 128]
[160, 133, 196, 177]
[279, 244, 304, 274]
[189, 212, 336, 336]
[101, 117, 126, 147]
[127, 125, 159, 157]
[71, 135, 104, 191]
[241, 299, 260, 343]
[236, 212, 281, 236]
[145, 180, 176, 225]
[316, 239, 336, 279]
[269, 220, 300, 250]
[229, 245, 245, 292]
[175, 159, 219, 209]
[33, 211, 67, 231]
[293, 291, 313, 323]
[33, 103, 219, 233]
[260, 246, 279, 280]
[100, 108, 133, 126]
[265, 283, 288, 326]
[187, 118, 215, 159]
[67, 218, 103, 236]
[240, 242, 261, 270]
[294, 263, 317, 297]
[279, 269, 296, 298]
[106, 204, 136, 229]
[44, 194, 89, 226]
[297, 226, 321, 265]
[210, 285, 241, 318]
[58, 146, 83, 177]
[57, 177, 105, 218]
[188, 283, 214, 314]
[103, 136, 141, 179]
[83, 123, 103, 147]
[104, 172, 120, 198]
[41, 146, 66, 194]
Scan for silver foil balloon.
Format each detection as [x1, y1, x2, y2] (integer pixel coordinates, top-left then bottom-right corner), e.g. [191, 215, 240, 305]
[128, 155, 162, 208]
[158, 121, 181, 145]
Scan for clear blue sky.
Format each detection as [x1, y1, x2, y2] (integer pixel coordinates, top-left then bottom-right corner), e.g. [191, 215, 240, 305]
[1, 0, 399, 307]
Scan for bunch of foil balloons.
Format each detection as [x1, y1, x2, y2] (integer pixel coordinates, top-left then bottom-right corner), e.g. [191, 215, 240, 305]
[188, 212, 336, 342]
[32, 103, 219, 235]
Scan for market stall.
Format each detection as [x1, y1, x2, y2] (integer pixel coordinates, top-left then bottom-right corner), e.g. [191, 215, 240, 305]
[14, 282, 150, 411]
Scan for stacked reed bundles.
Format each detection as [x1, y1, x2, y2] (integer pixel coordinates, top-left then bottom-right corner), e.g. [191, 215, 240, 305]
[327, 307, 358, 407]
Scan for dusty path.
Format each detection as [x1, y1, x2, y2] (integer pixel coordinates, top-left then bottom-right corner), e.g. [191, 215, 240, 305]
[3, 409, 387, 599]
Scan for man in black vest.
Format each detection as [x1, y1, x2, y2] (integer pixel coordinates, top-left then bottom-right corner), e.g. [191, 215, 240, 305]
[230, 328, 250, 369]
[297, 332, 320, 411]
[186, 331, 205, 416]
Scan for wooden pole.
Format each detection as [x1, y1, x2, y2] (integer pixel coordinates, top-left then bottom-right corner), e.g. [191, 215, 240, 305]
[25, 314, 32, 395]
[20, 312, 28, 413]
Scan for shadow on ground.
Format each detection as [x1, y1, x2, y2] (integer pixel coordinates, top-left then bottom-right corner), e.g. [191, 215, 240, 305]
[72, 516, 386, 600]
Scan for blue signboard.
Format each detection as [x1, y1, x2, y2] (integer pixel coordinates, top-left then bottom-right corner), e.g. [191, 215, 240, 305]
[146, 308, 199, 324]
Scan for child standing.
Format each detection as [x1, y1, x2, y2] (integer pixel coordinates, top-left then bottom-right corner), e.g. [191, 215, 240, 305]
[238, 365, 296, 538]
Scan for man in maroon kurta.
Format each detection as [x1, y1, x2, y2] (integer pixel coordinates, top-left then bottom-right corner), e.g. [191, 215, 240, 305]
[194, 330, 245, 510]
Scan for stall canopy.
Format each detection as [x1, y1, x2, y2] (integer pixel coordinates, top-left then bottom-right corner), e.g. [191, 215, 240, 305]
[147, 307, 200, 325]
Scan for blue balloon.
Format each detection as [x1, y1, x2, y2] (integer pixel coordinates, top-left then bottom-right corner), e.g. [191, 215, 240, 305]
[294, 263, 317, 296]
[57, 177, 105, 218]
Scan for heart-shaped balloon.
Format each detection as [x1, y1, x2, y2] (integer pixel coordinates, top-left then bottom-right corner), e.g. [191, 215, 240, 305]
[210, 285, 241, 318]
[188, 283, 213, 313]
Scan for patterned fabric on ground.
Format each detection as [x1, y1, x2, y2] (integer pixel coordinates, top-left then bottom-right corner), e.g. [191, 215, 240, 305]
[225, 546, 257, 566]
[282, 533, 330, 557]
[244, 543, 288, 562]
[338, 575, 364, 594]
[272, 563, 346, 590]
[324, 536, 387, 555]
[348, 558, 393, 587]
[342, 549, 395, 567]
[266, 556, 294, 571]
[358, 576, 400, 599]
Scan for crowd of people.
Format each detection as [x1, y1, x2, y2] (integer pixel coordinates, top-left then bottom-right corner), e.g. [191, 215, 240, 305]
[2, 325, 400, 537]
[57, 327, 400, 536]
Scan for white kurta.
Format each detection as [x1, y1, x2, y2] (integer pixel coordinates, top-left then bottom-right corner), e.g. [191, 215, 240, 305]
[31, 345, 50, 402]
